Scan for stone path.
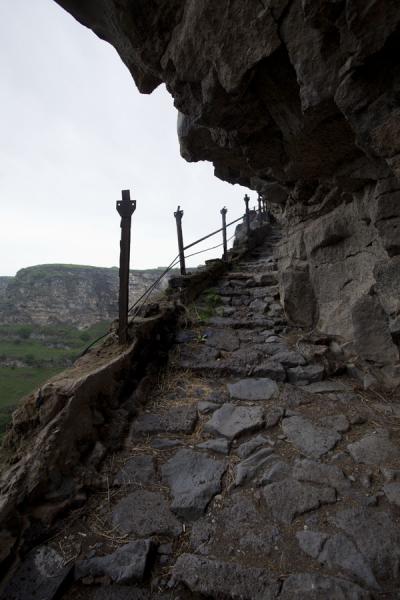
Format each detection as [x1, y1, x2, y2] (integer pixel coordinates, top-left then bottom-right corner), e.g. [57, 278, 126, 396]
[5, 226, 400, 599]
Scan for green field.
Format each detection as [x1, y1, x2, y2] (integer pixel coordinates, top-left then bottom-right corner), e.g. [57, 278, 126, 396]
[0, 321, 110, 437]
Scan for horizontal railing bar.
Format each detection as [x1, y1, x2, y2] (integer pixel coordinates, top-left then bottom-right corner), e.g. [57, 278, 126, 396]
[183, 214, 244, 252]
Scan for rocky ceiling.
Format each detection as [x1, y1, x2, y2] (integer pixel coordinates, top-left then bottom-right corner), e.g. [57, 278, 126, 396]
[54, 0, 400, 384]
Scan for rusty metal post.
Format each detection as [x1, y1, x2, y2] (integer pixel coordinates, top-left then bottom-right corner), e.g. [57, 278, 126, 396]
[116, 189, 136, 344]
[174, 206, 186, 276]
[244, 194, 251, 238]
[221, 206, 228, 261]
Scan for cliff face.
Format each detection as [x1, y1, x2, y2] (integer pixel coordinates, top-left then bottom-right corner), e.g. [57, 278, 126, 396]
[0, 277, 12, 302]
[0, 264, 173, 327]
[53, 0, 400, 381]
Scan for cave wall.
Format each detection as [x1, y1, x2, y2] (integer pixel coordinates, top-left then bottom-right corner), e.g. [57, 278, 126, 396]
[53, 0, 400, 380]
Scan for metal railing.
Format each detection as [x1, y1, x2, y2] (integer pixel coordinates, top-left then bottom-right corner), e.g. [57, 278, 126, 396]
[80, 190, 270, 354]
[173, 192, 270, 277]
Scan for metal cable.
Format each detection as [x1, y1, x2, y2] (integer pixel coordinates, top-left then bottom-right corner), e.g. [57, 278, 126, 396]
[79, 215, 243, 357]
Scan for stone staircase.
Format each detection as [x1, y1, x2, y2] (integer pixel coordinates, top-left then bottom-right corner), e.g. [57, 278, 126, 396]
[3, 225, 400, 600]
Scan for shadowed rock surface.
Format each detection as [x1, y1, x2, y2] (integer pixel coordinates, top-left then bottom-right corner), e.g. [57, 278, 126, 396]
[53, 0, 400, 383]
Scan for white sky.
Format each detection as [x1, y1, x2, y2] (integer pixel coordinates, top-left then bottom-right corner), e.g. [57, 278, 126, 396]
[0, 0, 253, 276]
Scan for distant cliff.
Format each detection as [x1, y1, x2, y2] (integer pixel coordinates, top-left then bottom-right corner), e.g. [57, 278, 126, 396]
[0, 264, 175, 327]
[0, 277, 12, 302]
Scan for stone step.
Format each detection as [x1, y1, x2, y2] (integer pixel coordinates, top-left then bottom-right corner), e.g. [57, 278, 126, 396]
[223, 271, 256, 280]
[207, 316, 276, 329]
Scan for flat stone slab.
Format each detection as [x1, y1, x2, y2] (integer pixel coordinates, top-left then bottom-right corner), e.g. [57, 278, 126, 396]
[112, 490, 181, 537]
[297, 531, 378, 589]
[237, 434, 273, 459]
[280, 573, 371, 599]
[330, 507, 400, 580]
[0, 546, 72, 600]
[172, 554, 279, 599]
[259, 460, 292, 485]
[161, 449, 226, 520]
[131, 405, 197, 435]
[265, 406, 284, 428]
[347, 430, 400, 465]
[383, 482, 400, 507]
[113, 455, 156, 487]
[204, 328, 240, 352]
[319, 414, 350, 433]
[287, 364, 325, 385]
[75, 540, 153, 584]
[293, 458, 350, 491]
[235, 448, 275, 486]
[280, 385, 314, 407]
[263, 479, 336, 524]
[197, 401, 219, 414]
[282, 416, 341, 458]
[204, 403, 264, 440]
[92, 587, 168, 600]
[227, 378, 278, 401]
[196, 438, 231, 454]
[190, 492, 280, 557]
[251, 361, 286, 381]
[304, 380, 350, 394]
[272, 350, 306, 367]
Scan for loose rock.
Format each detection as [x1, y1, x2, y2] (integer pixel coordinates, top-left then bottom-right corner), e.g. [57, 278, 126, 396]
[282, 416, 341, 458]
[172, 554, 279, 599]
[204, 403, 264, 440]
[287, 364, 325, 385]
[347, 430, 400, 465]
[75, 540, 153, 584]
[263, 479, 336, 524]
[235, 448, 275, 486]
[237, 434, 273, 459]
[0, 546, 72, 600]
[190, 492, 280, 557]
[331, 507, 400, 580]
[383, 482, 400, 507]
[161, 449, 226, 520]
[227, 378, 278, 401]
[112, 490, 181, 537]
[113, 455, 156, 487]
[280, 573, 372, 599]
[293, 458, 351, 491]
[196, 438, 231, 455]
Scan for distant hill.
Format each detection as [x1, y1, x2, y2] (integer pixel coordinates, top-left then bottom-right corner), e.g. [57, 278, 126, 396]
[0, 264, 176, 328]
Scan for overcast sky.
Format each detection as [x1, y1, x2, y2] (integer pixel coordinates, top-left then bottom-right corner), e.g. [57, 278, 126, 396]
[0, 0, 252, 276]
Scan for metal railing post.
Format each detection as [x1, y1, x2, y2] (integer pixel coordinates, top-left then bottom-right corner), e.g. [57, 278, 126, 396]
[116, 189, 136, 344]
[174, 205, 186, 275]
[262, 196, 267, 221]
[244, 194, 251, 238]
[220, 206, 228, 261]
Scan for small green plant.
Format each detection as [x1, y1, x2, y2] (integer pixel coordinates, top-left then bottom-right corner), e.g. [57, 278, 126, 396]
[195, 333, 207, 343]
[204, 290, 222, 308]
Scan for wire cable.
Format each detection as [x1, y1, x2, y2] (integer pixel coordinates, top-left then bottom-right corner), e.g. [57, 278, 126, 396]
[79, 214, 244, 357]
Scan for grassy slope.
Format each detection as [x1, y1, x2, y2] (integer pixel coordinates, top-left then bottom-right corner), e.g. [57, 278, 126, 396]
[0, 321, 109, 436]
